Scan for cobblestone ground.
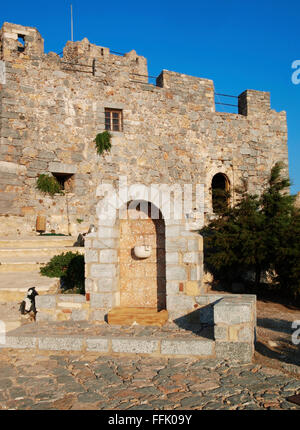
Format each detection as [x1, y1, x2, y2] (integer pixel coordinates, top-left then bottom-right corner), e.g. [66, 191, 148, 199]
[0, 349, 300, 410]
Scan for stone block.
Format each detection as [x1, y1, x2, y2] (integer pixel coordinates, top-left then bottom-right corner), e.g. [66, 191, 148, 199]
[36, 295, 56, 309]
[161, 339, 214, 356]
[166, 238, 187, 252]
[167, 294, 195, 312]
[48, 162, 77, 174]
[85, 249, 99, 263]
[165, 225, 181, 237]
[97, 278, 117, 293]
[195, 296, 209, 306]
[215, 342, 253, 363]
[185, 281, 200, 296]
[99, 249, 118, 263]
[38, 337, 83, 351]
[166, 281, 180, 295]
[90, 264, 116, 278]
[36, 312, 55, 322]
[90, 309, 107, 322]
[90, 292, 112, 309]
[0, 336, 37, 349]
[92, 238, 117, 249]
[111, 338, 159, 354]
[97, 227, 118, 238]
[183, 252, 198, 264]
[238, 325, 254, 342]
[71, 309, 88, 321]
[166, 265, 187, 281]
[214, 299, 253, 325]
[57, 295, 86, 303]
[214, 325, 228, 341]
[86, 338, 109, 352]
[165, 252, 179, 264]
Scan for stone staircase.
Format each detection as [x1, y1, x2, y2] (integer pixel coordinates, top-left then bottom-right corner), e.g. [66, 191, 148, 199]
[0, 236, 84, 303]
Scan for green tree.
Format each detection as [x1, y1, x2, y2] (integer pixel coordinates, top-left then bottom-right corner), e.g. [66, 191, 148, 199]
[274, 207, 300, 298]
[201, 162, 299, 293]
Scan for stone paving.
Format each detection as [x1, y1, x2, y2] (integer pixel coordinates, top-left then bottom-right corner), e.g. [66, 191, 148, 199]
[0, 349, 300, 410]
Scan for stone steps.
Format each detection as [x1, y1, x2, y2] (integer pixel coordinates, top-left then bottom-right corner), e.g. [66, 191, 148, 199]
[0, 248, 84, 273]
[0, 246, 83, 259]
[0, 272, 59, 302]
[0, 237, 77, 249]
[0, 236, 83, 301]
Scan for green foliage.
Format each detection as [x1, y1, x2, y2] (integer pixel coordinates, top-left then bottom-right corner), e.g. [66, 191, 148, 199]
[201, 162, 300, 298]
[274, 207, 300, 298]
[76, 218, 84, 224]
[36, 174, 63, 196]
[212, 188, 231, 214]
[40, 251, 85, 294]
[94, 131, 112, 155]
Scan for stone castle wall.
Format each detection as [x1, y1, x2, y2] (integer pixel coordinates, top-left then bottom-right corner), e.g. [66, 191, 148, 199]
[0, 22, 289, 238]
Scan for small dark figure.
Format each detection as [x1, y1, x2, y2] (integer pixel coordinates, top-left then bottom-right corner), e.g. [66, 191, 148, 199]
[74, 224, 96, 247]
[19, 287, 39, 321]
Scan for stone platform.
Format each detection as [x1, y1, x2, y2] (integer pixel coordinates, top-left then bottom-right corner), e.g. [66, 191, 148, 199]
[1, 320, 216, 359]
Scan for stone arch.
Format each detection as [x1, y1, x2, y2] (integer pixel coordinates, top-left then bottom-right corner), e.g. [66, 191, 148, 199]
[118, 199, 166, 311]
[211, 172, 230, 213]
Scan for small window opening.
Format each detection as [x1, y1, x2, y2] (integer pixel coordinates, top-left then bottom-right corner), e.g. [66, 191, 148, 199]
[212, 173, 230, 214]
[101, 48, 104, 56]
[52, 173, 74, 192]
[17, 34, 25, 53]
[105, 108, 123, 132]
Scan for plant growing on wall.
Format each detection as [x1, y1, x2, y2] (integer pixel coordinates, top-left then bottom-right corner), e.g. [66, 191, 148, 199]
[36, 174, 63, 196]
[40, 251, 85, 294]
[94, 131, 112, 155]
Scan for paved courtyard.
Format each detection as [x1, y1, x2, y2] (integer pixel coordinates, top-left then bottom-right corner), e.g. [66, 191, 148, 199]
[0, 349, 300, 410]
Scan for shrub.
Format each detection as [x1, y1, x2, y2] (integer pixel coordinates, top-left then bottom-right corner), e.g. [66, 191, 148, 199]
[36, 174, 63, 196]
[94, 131, 112, 155]
[40, 251, 85, 294]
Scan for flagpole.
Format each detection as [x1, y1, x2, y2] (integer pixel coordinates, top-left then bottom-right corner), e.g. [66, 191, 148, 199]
[71, 4, 73, 42]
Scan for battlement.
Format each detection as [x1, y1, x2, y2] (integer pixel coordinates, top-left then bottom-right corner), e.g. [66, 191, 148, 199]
[0, 22, 278, 117]
[0, 22, 44, 58]
[0, 22, 148, 81]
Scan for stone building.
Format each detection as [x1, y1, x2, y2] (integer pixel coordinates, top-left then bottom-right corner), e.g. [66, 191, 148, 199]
[0, 23, 288, 340]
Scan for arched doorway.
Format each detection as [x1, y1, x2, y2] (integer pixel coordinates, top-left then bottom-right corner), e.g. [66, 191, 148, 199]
[211, 173, 230, 214]
[108, 200, 167, 325]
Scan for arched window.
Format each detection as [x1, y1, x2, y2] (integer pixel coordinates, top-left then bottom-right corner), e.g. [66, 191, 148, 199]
[212, 173, 230, 214]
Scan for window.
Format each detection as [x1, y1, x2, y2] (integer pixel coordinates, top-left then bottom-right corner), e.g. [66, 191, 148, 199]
[17, 34, 25, 53]
[52, 173, 74, 192]
[212, 173, 230, 214]
[105, 108, 123, 132]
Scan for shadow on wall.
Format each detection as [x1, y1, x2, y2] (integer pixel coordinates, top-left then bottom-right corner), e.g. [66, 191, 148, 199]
[173, 300, 223, 340]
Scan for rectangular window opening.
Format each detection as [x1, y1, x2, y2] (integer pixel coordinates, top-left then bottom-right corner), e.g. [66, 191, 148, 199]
[52, 173, 74, 192]
[17, 34, 25, 53]
[104, 108, 123, 132]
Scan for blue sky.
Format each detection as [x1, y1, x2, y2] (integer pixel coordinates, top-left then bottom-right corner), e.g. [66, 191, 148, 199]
[1, 0, 299, 193]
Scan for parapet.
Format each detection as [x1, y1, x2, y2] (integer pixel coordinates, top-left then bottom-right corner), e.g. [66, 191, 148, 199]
[157, 70, 215, 112]
[238, 89, 271, 116]
[63, 37, 148, 79]
[0, 22, 44, 59]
